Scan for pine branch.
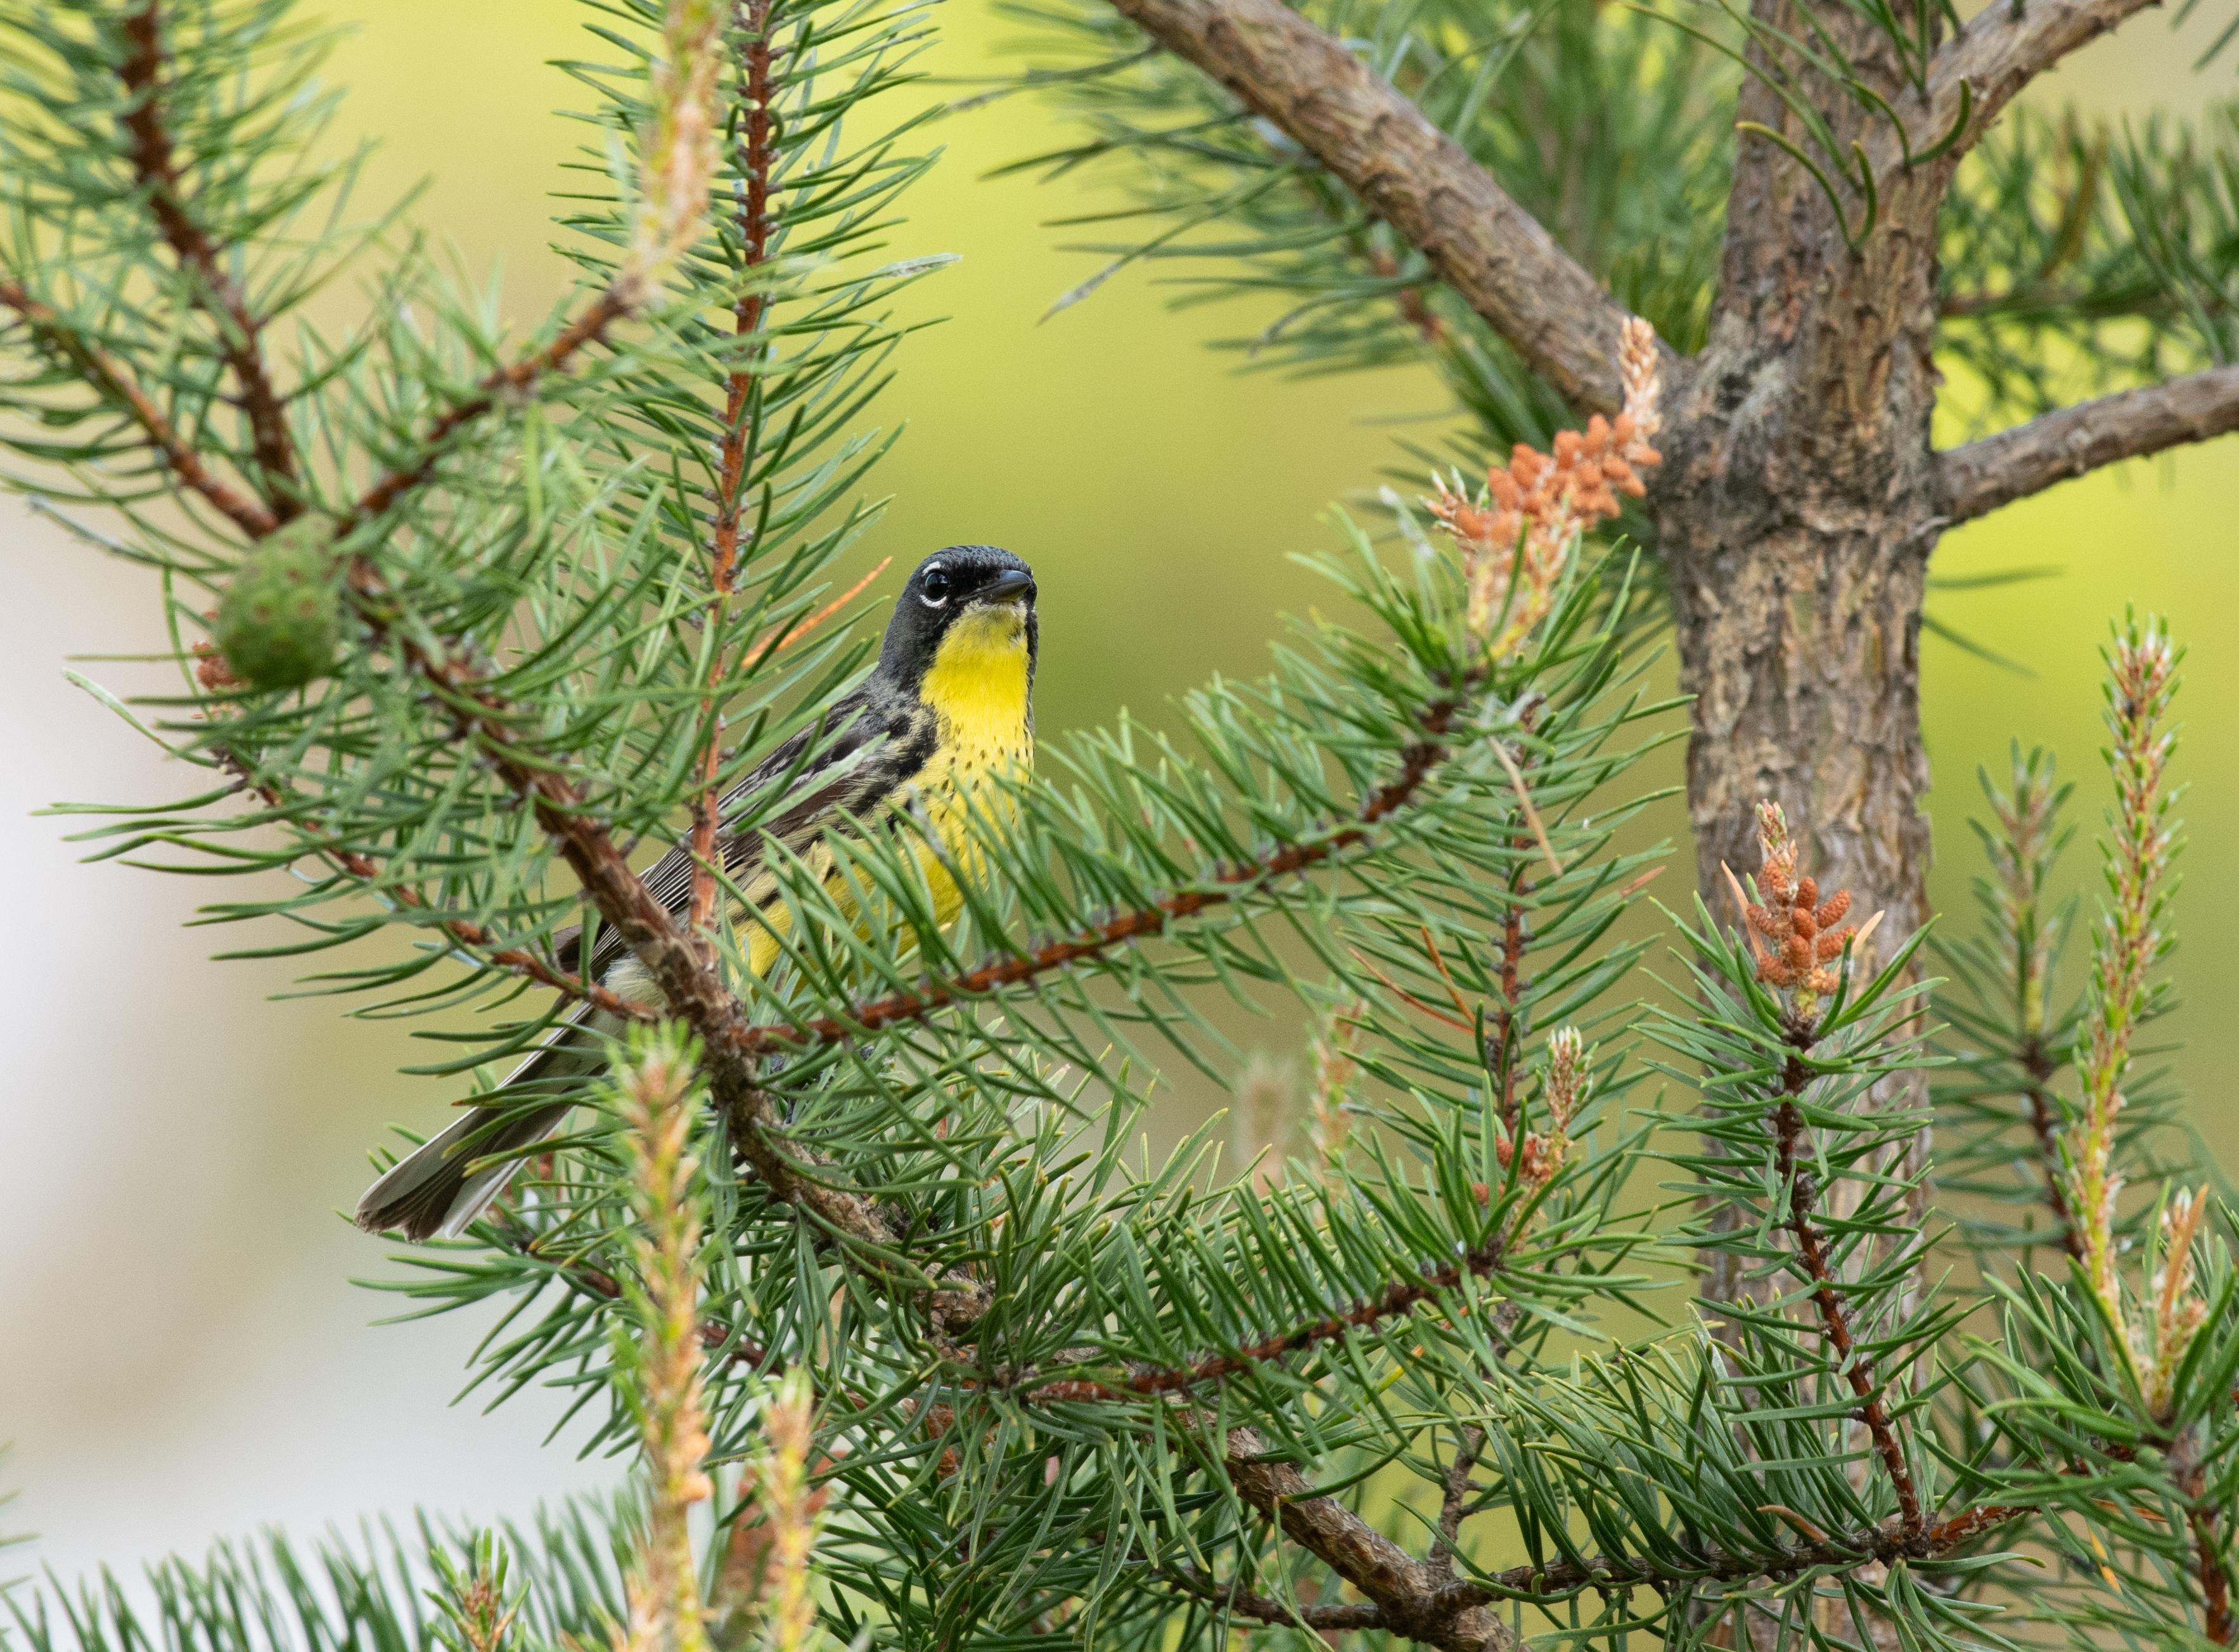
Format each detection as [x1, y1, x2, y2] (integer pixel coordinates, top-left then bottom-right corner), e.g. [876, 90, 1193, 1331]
[719, 689, 1472, 1059]
[1470, 1501, 2030, 1601]
[1012, 1201, 1522, 1403]
[1939, 362, 2239, 523]
[1174, 1490, 2032, 1633]
[117, 0, 301, 509]
[340, 287, 638, 530]
[688, 0, 779, 943]
[1162, 1566, 1384, 1631]
[1772, 1046, 1925, 1534]
[1430, 1425, 1488, 1582]
[2019, 1034, 2085, 1261]
[1484, 724, 1541, 1144]
[1091, 0, 1655, 414]
[0, 279, 279, 538]
[1871, 0, 2163, 185]
[1513, 1504, 2020, 1615]
[1218, 1426, 1518, 1651]
[2188, 1495, 2233, 1646]
[504, 1220, 782, 1374]
[316, 552, 911, 1260]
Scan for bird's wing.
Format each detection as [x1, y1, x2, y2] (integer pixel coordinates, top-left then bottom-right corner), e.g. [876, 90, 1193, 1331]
[571, 681, 932, 985]
[359, 684, 931, 1238]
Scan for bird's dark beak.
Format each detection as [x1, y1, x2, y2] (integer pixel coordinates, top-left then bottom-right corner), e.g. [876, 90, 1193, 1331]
[979, 568, 1036, 605]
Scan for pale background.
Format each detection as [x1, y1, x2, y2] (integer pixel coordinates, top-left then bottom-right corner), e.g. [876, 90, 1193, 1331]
[3, 0, 2234, 1591]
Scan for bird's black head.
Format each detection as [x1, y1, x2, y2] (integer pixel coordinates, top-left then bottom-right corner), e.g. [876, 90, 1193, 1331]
[877, 545, 1038, 694]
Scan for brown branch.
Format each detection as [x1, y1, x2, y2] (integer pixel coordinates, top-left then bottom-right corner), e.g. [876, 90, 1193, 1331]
[2192, 1501, 2233, 1646]
[1871, 0, 2162, 185]
[1773, 1049, 1925, 1535]
[1467, 1501, 2030, 1604]
[717, 695, 1469, 1060]
[1162, 1498, 2032, 1640]
[1219, 1427, 1518, 1651]
[340, 287, 636, 530]
[0, 279, 279, 539]
[1017, 1209, 1517, 1405]
[688, 0, 779, 944]
[1098, 0, 1648, 414]
[1937, 363, 2239, 525]
[1430, 1425, 1487, 1584]
[1214, 1438, 2026, 1643]
[2173, 1445, 2238, 1647]
[117, 2, 300, 509]
[1162, 1566, 1384, 1632]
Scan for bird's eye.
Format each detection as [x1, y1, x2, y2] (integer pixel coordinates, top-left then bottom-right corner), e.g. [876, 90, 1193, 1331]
[918, 567, 951, 607]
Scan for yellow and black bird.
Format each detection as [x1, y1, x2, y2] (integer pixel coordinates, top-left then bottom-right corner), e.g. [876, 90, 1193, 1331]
[356, 546, 1037, 1239]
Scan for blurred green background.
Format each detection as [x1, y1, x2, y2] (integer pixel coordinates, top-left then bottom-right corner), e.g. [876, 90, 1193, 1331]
[2, 0, 2233, 1588]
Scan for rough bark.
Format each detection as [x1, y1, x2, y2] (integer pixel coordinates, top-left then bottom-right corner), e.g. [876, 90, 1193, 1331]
[1222, 1429, 1516, 1650]
[1940, 362, 2239, 524]
[1655, 0, 1949, 1316]
[1037, 0, 2239, 1637]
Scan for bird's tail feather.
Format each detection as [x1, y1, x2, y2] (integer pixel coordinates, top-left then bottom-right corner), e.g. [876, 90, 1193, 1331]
[356, 1009, 609, 1240]
[354, 1096, 575, 1240]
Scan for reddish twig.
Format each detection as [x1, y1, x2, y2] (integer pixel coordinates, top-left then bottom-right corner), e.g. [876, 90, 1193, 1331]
[1351, 927, 1475, 1033]
[341, 288, 635, 530]
[2193, 1501, 2233, 1645]
[688, 0, 779, 943]
[1773, 1050, 1925, 1535]
[0, 279, 279, 539]
[717, 696, 1470, 1060]
[1020, 1216, 1518, 1404]
[117, 1, 300, 508]
[743, 556, 892, 669]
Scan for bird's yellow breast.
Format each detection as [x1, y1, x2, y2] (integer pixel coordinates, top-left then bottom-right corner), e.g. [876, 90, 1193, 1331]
[909, 605, 1034, 917]
[918, 605, 1034, 770]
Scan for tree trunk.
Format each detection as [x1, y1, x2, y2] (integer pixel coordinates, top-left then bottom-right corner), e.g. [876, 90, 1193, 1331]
[1655, 0, 1950, 1314]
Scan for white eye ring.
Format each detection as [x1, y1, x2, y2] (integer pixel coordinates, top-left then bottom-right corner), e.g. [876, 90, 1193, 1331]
[918, 565, 951, 608]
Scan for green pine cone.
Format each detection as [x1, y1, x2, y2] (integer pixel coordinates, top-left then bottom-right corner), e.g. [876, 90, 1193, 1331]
[214, 514, 342, 690]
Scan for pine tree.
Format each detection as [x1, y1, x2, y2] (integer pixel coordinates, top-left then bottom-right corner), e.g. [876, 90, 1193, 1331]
[1, 3, 2235, 1652]
[996, 0, 2239, 994]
